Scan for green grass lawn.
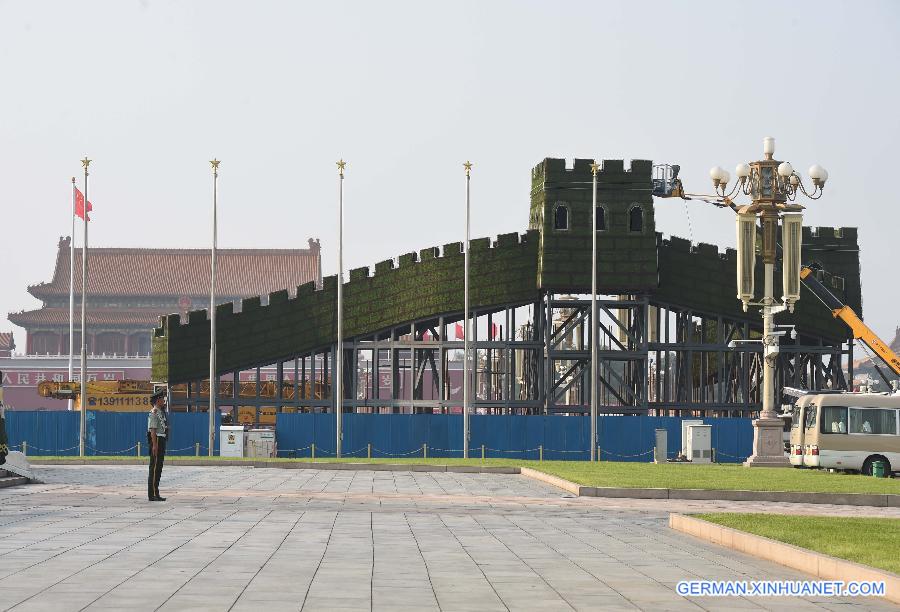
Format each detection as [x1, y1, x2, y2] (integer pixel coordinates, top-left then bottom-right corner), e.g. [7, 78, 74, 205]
[693, 513, 900, 574]
[530, 461, 900, 495]
[26, 455, 900, 495]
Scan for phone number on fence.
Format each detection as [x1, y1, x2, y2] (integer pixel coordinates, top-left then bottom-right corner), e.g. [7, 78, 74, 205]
[87, 396, 151, 407]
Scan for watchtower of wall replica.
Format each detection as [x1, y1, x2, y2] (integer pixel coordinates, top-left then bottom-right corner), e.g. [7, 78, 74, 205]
[530, 158, 657, 293]
[153, 156, 863, 421]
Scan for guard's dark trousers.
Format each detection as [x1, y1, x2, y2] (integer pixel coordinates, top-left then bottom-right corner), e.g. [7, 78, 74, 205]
[148, 436, 166, 500]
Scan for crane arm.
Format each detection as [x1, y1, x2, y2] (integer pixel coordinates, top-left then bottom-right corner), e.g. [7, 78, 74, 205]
[800, 266, 900, 377]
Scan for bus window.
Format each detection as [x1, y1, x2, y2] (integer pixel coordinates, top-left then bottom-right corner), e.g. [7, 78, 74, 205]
[849, 408, 898, 435]
[821, 406, 848, 434]
[805, 405, 817, 430]
[791, 404, 802, 428]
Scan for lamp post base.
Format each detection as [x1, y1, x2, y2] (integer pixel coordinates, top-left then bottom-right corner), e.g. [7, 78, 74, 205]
[743, 417, 790, 468]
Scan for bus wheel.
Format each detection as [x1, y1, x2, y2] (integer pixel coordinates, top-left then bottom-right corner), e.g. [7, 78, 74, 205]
[862, 456, 890, 476]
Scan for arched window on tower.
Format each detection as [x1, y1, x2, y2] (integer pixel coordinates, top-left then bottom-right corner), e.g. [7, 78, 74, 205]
[595, 206, 607, 231]
[629, 206, 644, 233]
[554, 204, 569, 231]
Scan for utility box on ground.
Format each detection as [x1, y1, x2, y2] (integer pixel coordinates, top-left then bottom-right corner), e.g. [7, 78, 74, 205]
[246, 429, 276, 458]
[654, 429, 667, 463]
[680, 419, 703, 456]
[220, 425, 246, 458]
[686, 424, 712, 463]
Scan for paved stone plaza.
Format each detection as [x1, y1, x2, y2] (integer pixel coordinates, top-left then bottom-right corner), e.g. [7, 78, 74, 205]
[1, 466, 897, 612]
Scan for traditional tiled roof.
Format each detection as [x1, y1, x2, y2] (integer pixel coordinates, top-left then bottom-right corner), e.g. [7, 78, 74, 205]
[8, 307, 174, 328]
[0, 332, 14, 351]
[28, 236, 321, 299]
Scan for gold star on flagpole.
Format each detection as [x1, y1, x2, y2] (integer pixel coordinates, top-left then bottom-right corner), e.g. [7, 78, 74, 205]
[463, 160, 472, 177]
[210, 159, 220, 176]
[590, 161, 600, 175]
[81, 157, 91, 169]
[336, 159, 346, 177]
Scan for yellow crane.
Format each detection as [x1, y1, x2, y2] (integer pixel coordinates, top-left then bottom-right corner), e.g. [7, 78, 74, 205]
[37, 380, 157, 411]
[800, 265, 900, 382]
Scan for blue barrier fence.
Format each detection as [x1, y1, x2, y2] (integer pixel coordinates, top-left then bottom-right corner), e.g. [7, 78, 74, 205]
[5, 411, 221, 456]
[272, 414, 754, 463]
[4, 411, 752, 462]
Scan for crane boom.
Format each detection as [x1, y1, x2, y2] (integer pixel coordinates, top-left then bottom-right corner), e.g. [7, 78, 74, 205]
[800, 266, 900, 377]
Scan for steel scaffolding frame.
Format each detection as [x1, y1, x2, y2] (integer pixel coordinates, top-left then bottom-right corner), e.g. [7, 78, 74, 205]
[170, 292, 849, 418]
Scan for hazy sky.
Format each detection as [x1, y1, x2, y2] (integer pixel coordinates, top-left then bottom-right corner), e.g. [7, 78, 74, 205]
[2, 0, 898, 351]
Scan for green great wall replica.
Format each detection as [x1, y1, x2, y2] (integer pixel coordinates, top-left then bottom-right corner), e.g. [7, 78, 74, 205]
[153, 157, 861, 384]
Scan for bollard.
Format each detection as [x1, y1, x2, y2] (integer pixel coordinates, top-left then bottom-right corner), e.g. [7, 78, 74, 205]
[712, 448, 717, 463]
[653, 446, 658, 464]
[22, 441, 27, 456]
[481, 444, 485, 462]
[597, 445, 602, 462]
[368, 443, 372, 459]
[423, 443, 427, 459]
[195, 442, 200, 457]
[137, 442, 141, 457]
[311, 443, 315, 461]
[539, 445, 543, 462]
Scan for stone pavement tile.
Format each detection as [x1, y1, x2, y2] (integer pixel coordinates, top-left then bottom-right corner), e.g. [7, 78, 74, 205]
[301, 595, 372, 610]
[689, 598, 775, 611]
[83, 592, 171, 612]
[231, 600, 307, 612]
[565, 594, 641, 611]
[372, 586, 439, 606]
[817, 600, 898, 612]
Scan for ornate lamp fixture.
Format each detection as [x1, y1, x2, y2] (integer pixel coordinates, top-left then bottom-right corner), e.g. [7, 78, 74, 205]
[710, 137, 827, 204]
[708, 137, 828, 314]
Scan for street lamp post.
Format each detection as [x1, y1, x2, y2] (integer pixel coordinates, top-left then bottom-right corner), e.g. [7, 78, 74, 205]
[709, 137, 828, 467]
[209, 159, 219, 457]
[463, 161, 472, 459]
[336, 159, 346, 459]
[590, 161, 599, 462]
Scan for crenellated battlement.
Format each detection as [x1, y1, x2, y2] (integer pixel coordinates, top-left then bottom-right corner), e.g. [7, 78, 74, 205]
[168, 231, 537, 331]
[655, 225, 861, 340]
[153, 230, 540, 381]
[531, 158, 653, 185]
[803, 226, 858, 244]
[658, 235, 738, 262]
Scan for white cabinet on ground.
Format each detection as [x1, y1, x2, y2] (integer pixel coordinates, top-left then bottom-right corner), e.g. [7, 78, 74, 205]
[246, 429, 276, 458]
[680, 419, 703, 457]
[220, 425, 246, 458]
[686, 424, 712, 463]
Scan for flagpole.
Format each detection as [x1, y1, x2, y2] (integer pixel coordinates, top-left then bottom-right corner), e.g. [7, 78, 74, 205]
[590, 161, 599, 462]
[68, 177, 76, 411]
[209, 159, 219, 457]
[79, 157, 90, 457]
[336, 159, 346, 459]
[463, 161, 472, 459]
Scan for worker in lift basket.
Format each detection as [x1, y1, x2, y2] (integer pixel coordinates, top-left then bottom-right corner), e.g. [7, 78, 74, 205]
[147, 390, 169, 501]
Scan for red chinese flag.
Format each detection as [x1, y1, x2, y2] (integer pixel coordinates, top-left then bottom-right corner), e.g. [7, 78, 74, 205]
[491, 323, 500, 339]
[455, 323, 464, 339]
[74, 187, 93, 221]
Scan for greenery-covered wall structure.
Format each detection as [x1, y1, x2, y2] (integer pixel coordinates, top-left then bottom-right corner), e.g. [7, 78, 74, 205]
[154, 157, 861, 384]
